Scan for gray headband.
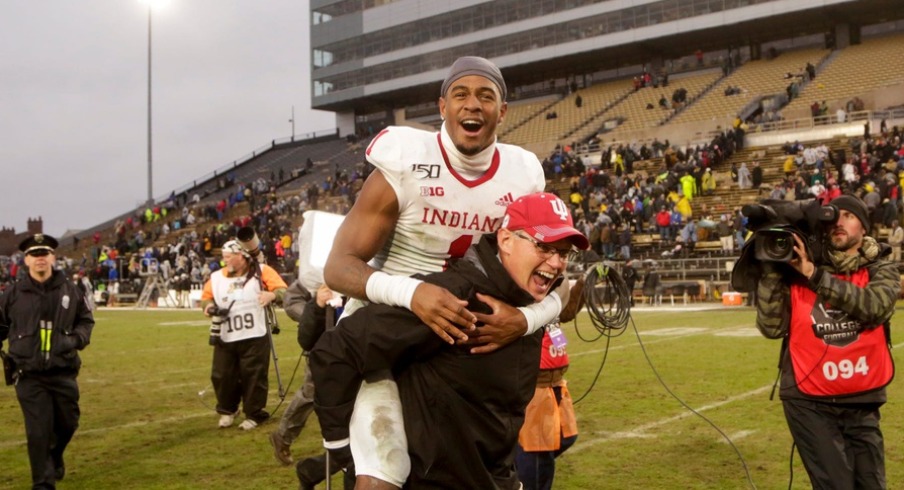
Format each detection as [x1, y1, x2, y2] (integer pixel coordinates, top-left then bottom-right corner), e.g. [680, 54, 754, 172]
[440, 56, 506, 101]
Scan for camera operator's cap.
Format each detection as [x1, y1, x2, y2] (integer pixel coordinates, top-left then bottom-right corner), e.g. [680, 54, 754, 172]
[441, 56, 506, 101]
[19, 233, 58, 255]
[501, 192, 590, 250]
[830, 195, 871, 233]
[221, 240, 250, 258]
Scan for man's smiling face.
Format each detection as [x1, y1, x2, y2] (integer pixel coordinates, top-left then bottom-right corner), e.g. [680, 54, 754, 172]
[438, 75, 506, 156]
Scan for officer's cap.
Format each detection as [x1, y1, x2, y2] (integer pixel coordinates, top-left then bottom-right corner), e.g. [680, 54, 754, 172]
[19, 234, 59, 255]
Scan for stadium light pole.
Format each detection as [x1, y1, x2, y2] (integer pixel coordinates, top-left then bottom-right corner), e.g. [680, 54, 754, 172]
[146, 2, 153, 207]
[142, 0, 168, 207]
[289, 105, 295, 141]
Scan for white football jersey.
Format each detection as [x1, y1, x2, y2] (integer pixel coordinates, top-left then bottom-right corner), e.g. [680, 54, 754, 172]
[365, 125, 545, 276]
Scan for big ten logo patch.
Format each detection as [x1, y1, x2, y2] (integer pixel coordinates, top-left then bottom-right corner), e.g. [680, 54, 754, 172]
[420, 186, 445, 197]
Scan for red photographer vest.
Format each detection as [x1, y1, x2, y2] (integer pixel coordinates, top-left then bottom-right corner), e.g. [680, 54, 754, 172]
[788, 269, 894, 397]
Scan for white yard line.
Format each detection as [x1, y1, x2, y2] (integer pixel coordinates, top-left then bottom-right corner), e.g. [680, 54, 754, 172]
[3, 339, 899, 450]
[571, 340, 904, 449]
[569, 384, 773, 453]
[569, 324, 752, 358]
[0, 386, 292, 448]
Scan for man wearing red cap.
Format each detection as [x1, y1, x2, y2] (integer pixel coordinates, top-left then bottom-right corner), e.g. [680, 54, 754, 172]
[319, 56, 556, 486]
[755, 194, 898, 488]
[312, 192, 588, 489]
[0, 234, 95, 489]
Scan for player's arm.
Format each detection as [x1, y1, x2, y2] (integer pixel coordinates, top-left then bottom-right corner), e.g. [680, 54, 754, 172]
[324, 171, 476, 343]
[323, 170, 399, 300]
[468, 282, 565, 354]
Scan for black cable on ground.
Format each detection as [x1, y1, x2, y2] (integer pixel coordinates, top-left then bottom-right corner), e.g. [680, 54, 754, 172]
[628, 315, 757, 490]
[574, 261, 756, 488]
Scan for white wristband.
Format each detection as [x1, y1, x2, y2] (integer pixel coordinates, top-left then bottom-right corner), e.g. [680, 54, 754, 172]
[365, 271, 423, 310]
[518, 292, 562, 335]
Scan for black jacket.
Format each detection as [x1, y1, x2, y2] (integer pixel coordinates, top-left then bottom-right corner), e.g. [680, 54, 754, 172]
[0, 271, 94, 375]
[311, 234, 544, 489]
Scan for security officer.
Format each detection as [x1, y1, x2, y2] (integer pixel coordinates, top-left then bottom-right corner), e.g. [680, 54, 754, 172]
[0, 234, 95, 489]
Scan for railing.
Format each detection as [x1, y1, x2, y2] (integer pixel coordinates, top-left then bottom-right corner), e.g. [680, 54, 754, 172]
[570, 105, 904, 165]
[57, 128, 338, 247]
[161, 128, 338, 202]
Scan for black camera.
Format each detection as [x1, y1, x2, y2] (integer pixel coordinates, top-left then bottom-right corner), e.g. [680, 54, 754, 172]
[752, 226, 801, 262]
[731, 199, 838, 292]
[208, 304, 232, 345]
[742, 200, 837, 263]
[208, 305, 232, 317]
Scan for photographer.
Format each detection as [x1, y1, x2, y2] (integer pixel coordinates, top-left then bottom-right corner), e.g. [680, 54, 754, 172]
[201, 240, 287, 430]
[753, 195, 898, 488]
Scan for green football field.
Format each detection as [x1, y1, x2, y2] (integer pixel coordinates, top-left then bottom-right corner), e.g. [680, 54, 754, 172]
[1, 307, 902, 489]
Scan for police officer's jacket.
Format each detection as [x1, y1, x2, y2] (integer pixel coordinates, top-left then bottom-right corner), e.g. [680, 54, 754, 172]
[0, 270, 95, 375]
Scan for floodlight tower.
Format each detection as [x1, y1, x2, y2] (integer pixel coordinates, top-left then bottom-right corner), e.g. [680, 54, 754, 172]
[141, 0, 169, 207]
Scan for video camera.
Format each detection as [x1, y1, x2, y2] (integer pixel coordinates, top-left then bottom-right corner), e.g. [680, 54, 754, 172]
[742, 199, 838, 263]
[731, 199, 838, 292]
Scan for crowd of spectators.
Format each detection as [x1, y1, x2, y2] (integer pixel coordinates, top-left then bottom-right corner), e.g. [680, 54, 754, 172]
[772, 124, 904, 234]
[540, 127, 747, 262]
[0, 159, 369, 302]
[2, 98, 900, 303]
[539, 120, 904, 265]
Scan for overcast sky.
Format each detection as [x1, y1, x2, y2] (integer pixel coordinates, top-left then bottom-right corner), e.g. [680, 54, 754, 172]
[0, 0, 335, 238]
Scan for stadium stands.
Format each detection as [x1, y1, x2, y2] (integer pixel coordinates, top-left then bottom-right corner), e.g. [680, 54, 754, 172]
[669, 47, 831, 126]
[785, 32, 904, 117]
[497, 97, 557, 136]
[501, 79, 631, 147]
[596, 70, 723, 140]
[35, 27, 904, 307]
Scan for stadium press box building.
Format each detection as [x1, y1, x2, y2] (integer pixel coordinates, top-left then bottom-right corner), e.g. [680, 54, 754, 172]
[308, 0, 903, 142]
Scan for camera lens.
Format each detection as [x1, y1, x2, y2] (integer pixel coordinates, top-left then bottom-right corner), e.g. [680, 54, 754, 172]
[764, 234, 793, 260]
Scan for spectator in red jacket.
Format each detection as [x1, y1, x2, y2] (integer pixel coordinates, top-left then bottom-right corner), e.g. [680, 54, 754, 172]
[656, 206, 672, 242]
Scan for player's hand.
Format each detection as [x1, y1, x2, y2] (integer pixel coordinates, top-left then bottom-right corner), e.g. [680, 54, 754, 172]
[410, 283, 476, 344]
[788, 233, 815, 279]
[203, 304, 214, 317]
[465, 293, 527, 354]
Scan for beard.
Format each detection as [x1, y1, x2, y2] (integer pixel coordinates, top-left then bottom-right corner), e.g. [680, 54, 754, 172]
[455, 141, 484, 156]
[829, 233, 860, 253]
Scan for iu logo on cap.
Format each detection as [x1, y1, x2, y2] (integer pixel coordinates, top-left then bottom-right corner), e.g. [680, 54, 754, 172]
[550, 198, 569, 221]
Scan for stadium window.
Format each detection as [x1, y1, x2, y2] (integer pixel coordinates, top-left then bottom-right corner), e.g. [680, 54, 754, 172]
[313, 50, 333, 68]
[312, 11, 332, 25]
[314, 81, 333, 97]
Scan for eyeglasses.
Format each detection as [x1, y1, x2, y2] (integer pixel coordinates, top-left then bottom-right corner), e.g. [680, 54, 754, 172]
[513, 232, 575, 261]
[26, 250, 52, 257]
